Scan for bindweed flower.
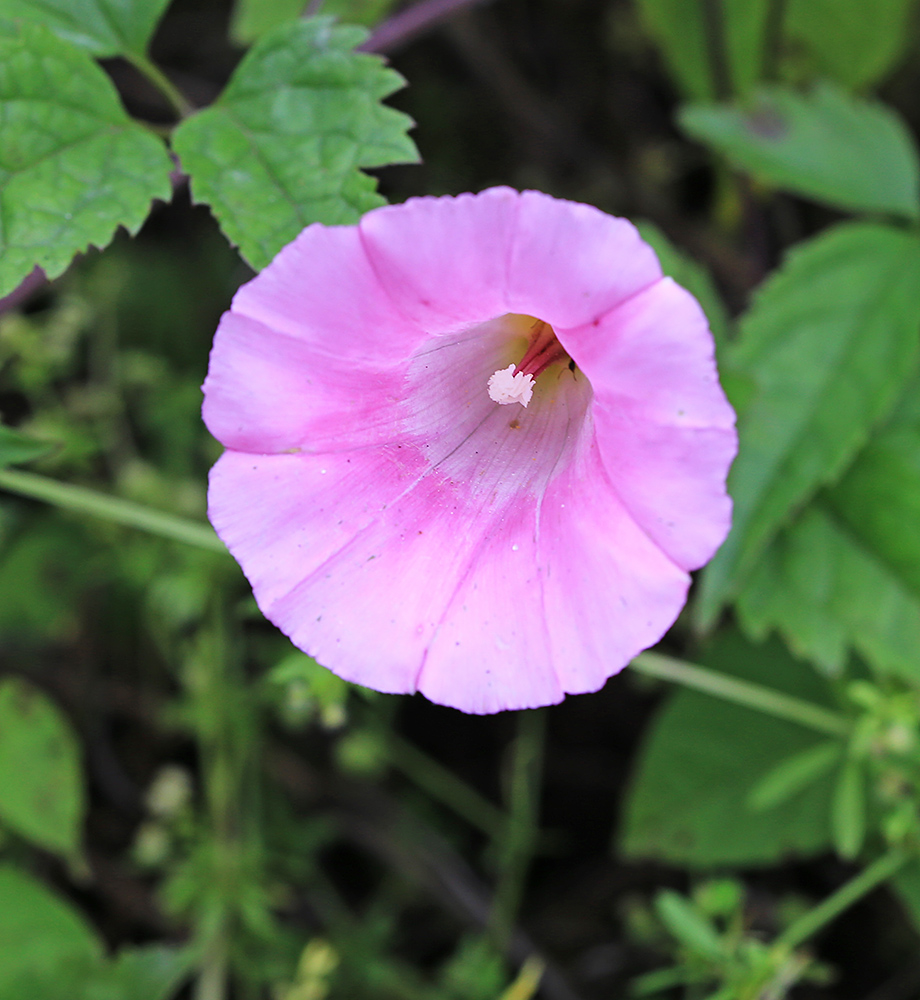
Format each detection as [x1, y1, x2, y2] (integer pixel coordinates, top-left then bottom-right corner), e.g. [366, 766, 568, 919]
[203, 188, 736, 714]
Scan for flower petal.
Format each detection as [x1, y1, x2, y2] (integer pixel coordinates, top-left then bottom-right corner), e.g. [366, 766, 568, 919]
[539, 439, 691, 694]
[505, 190, 662, 328]
[231, 222, 424, 364]
[566, 278, 737, 570]
[202, 312, 407, 454]
[358, 187, 520, 331]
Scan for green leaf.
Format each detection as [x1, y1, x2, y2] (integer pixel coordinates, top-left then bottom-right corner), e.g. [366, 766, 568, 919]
[80, 946, 191, 1000]
[784, 0, 917, 90]
[0, 677, 85, 858]
[230, 0, 398, 44]
[747, 740, 842, 812]
[655, 891, 725, 960]
[680, 82, 920, 220]
[831, 758, 865, 860]
[620, 631, 836, 868]
[737, 505, 920, 682]
[636, 0, 771, 99]
[173, 17, 419, 271]
[0, 0, 172, 57]
[0, 864, 101, 995]
[696, 223, 920, 628]
[827, 391, 920, 602]
[0, 22, 173, 298]
[635, 220, 731, 355]
[0, 424, 55, 467]
[891, 860, 920, 936]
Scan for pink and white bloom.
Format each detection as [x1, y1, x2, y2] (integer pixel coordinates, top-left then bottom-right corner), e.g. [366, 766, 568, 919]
[203, 188, 736, 714]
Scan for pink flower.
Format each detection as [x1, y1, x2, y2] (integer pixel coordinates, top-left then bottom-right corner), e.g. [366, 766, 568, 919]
[203, 188, 736, 714]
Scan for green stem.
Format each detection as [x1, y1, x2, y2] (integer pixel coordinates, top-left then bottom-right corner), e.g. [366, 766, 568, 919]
[761, 0, 788, 81]
[631, 652, 850, 737]
[125, 51, 193, 119]
[0, 467, 226, 554]
[488, 709, 546, 950]
[383, 731, 506, 840]
[701, 0, 732, 100]
[777, 849, 907, 950]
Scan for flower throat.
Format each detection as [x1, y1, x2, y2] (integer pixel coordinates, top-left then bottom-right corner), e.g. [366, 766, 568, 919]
[487, 319, 568, 408]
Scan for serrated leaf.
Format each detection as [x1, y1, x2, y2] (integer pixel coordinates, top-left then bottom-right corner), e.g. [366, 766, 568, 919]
[0, 23, 173, 298]
[173, 17, 419, 271]
[636, 0, 770, 100]
[0, 0, 172, 57]
[748, 740, 842, 811]
[738, 505, 920, 682]
[620, 631, 836, 868]
[0, 424, 55, 466]
[230, 0, 397, 44]
[635, 220, 731, 355]
[0, 864, 101, 995]
[680, 83, 920, 220]
[831, 758, 865, 860]
[696, 223, 920, 628]
[784, 0, 917, 90]
[827, 394, 920, 603]
[0, 677, 85, 857]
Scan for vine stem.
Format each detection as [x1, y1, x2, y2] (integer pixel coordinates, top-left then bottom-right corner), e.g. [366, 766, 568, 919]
[125, 51, 193, 119]
[488, 709, 546, 951]
[0, 467, 226, 553]
[631, 652, 850, 737]
[777, 849, 908, 950]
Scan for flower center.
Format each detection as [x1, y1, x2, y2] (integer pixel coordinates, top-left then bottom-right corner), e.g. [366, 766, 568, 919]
[487, 319, 568, 408]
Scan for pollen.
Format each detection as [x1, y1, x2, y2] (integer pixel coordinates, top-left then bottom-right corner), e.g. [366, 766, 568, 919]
[488, 364, 535, 407]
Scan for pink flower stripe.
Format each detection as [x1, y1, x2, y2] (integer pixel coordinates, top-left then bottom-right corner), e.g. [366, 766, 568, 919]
[203, 187, 737, 714]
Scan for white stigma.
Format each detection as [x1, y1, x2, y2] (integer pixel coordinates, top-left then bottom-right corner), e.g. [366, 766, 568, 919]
[487, 364, 535, 408]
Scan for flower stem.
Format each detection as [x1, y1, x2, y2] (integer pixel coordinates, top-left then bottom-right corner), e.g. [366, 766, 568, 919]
[776, 849, 908, 950]
[488, 709, 546, 951]
[0, 467, 226, 554]
[631, 652, 850, 737]
[383, 731, 506, 840]
[124, 51, 193, 119]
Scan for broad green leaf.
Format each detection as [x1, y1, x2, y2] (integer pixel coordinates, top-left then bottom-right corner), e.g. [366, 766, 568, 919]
[747, 740, 842, 811]
[0, 23, 173, 298]
[620, 631, 836, 867]
[696, 224, 920, 628]
[231, 0, 398, 44]
[173, 17, 419, 270]
[635, 220, 731, 355]
[831, 758, 865, 860]
[0, 864, 101, 995]
[891, 860, 920, 936]
[0, 424, 55, 466]
[655, 891, 725, 960]
[680, 83, 920, 220]
[738, 506, 920, 683]
[828, 391, 920, 602]
[784, 0, 917, 90]
[0, 677, 85, 857]
[636, 0, 770, 99]
[78, 945, 191, 1000]
[0, 0, 172, 57]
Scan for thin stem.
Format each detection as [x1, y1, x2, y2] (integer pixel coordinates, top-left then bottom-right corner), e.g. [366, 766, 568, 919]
[125, 51, 193, 119]
[360, 0, 495, 54]
[631, 652, 850, 737]
[0, 467, 226, 554]
[488, 709, 546, 951]
[761, 0, 789, 82]
[777, 850, 908, 950]
[700, 0, 732, 100]
[384, 731, 506, 840]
